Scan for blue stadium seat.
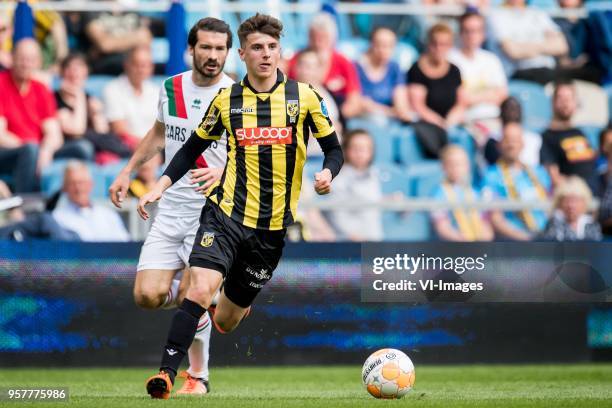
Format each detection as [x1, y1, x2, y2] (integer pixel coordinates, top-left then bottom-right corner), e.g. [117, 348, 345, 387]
[383, 211, 431, 241]
[346, 117, 398, 165]
[527, 0, 558, 8]
[508, 80, 552, 132]
[151, 38, 169, 64]
[580, 125, 603, 151]
[407, 161, 444, 198]
[396, 125, 426, 165]
[394, 41, 419, 72]
[377, 163, 411, 196]
[85, 75, 114, 99]
[41, 161, 109, 199]
[337, 37, 369, 61]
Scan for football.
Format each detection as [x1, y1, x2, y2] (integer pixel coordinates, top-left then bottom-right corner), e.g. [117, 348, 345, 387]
[361, 348, 415, 399]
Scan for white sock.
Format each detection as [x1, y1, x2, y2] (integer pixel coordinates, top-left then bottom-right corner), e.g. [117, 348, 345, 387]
[187, 312, 211, 380]
[160, 279, 181, 309]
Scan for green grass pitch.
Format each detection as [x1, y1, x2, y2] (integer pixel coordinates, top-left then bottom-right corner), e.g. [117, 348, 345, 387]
[1, 365, 611, 407]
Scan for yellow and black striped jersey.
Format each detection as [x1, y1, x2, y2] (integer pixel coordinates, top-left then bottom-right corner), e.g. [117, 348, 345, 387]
[195, 70, 335, 230]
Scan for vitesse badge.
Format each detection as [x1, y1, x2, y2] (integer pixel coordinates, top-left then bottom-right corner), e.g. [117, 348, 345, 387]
[200, 232, 215, 247]
[286, 100, 298, 123]
[202, 106, 219, 129]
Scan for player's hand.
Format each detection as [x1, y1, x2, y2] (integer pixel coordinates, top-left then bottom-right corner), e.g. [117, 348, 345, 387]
[314, 169, 333, 195]
[109, 172, 131, 208]
[137, 187, 163, 220]
[191, 167, 223, 193]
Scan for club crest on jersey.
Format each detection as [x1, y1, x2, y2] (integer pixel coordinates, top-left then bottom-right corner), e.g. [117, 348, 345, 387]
[286, 100, 299, 123]
[200, 232, 215, 248]
[202, 106, 219, 128]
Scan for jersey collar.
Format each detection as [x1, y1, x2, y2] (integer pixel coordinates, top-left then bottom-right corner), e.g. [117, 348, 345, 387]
[242, 69, 286, 94]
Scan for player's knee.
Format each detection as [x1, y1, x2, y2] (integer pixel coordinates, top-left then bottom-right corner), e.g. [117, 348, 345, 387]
[213, 315, 239, 334]
[134, 285, 165, 309]
[185, 285, 214, 308]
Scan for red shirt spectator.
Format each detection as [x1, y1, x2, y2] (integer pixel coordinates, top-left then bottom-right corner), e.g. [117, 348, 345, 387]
[288, 50, 361, 100]
[0, 70, 57, 144]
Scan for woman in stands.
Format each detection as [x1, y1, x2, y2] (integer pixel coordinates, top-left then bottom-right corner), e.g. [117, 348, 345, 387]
[539, 176, 602, 241]
[55, 53, 131, 164]
[408, 23, 465, 158]
[355, 27, 413, 123]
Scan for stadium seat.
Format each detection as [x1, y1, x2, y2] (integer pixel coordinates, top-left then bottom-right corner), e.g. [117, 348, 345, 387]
[508, 80, 552, 132]
[151, 38, 169, 64]
[337, 37, 369, 61]
[346, 117, 398, 164]
[407, 161, 444, 198]
[383, 211, 431, 241]
[394, 41, 419, 72]
[377, 163, 412, 197]
[85, 75, 114, 99]
[41, 161, 109, 199]
[580, 125, 603, 151]
[395, 125, 426, 166]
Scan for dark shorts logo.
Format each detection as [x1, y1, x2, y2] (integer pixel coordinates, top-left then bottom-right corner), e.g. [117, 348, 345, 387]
[200, 232, 215, 247]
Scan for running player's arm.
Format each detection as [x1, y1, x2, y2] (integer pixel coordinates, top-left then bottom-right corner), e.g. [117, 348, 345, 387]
[109, 120, 165, 207]
[305, 86, 344, 194]
[136, 94, 226, 219]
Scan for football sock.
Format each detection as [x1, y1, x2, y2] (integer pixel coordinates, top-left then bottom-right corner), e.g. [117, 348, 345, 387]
[160, 298, 206, 383]
[187, 312, 211, 380]
[161, 279, 181, 309]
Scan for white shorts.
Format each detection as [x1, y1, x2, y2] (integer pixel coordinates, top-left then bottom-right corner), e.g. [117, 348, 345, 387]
[137, 210, 200, 272]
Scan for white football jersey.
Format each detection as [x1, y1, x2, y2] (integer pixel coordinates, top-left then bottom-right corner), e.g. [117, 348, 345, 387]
[156, 71, 233, 214]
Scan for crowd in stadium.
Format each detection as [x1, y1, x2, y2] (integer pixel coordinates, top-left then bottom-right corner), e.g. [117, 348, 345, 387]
[1, 0, 612, 243]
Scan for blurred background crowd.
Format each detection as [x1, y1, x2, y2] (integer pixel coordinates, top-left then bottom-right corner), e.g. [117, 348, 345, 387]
[1, 0, 612, 243]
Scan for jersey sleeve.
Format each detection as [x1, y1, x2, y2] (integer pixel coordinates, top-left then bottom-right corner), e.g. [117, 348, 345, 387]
[195, 90, 225, 141]
[156, 83, 167, 124]
[305, 85, 335, 139]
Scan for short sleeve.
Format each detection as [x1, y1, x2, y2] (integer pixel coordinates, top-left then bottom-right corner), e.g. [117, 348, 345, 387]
[156, 84, 166, 124]
[305, 85, 335, 139]
[488, 54, 508, 88]
[391, 62, 405, 87]
[39, 84, 57, 120]
[103, 81, 125, 122]
[449, 64, 462, 88]
[343, 58, 361, 94]
[407, 63, 426, 86]
[539, 131, 559, 165]
[195, 91, 224, 141]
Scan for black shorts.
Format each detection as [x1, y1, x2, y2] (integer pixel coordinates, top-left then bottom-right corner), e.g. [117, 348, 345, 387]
[190, 201, 286, 308]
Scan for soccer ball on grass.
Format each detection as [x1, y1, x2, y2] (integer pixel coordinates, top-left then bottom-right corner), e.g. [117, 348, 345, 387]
[361, 348, 415, 399]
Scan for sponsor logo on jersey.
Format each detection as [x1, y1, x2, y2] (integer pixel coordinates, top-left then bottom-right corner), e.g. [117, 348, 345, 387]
[191, 98, 202, 109]
[230, 106, 255, 114]
[235, 127, 292, 146]
[286, 100, 299, 123]
[200, 232, 215, 248]
[165, 124, 187, 142]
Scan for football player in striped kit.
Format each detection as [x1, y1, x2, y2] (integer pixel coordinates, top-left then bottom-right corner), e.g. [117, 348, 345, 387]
[109, 18, 234, 396]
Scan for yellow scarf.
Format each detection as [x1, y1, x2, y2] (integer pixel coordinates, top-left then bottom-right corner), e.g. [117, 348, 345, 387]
[499, 161, 547, 232]
[442, 181, 483, 241]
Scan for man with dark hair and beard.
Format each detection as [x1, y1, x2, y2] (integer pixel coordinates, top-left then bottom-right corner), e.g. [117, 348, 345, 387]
[108, 17, 234, 396]
[540, 79, 598, 194]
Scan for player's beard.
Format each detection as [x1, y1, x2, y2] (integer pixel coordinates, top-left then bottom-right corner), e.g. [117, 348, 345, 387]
[194, 56, 224, 79]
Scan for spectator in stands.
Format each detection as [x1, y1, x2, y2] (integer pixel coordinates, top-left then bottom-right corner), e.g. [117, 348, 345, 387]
[540, 80, 597, 194]
[128, 157, 158, 199]
[431, 144, 494, 241]
[287, 12, 362, 119]
[489, 0, 568, 85]
[81, 9, 153, 75]
[538, 176, 601, 241]
[0, 13, 12, 70]
[408, 23, 465, 158]
[355, 27, 412, 123]
[56, 53, 131, 164]
[597, 127, 612, 179]
[554, 0, 603, 84]
[327, 129, 384, 241]
[597, 128, 612, 236]
[0, 39, 93, 192]
[294, 49, 342, 156]
[103, 46, 159, 150]
[0, 180, 24, 228]
[52, 161, 129, 241]
[484, 96, 542, 167]
[448, 11, 507, 141]
[483, 122, 550, 241]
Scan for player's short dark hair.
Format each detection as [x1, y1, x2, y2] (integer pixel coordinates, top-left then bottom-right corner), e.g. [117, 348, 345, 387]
[237, 13, 283, 46]
[188, 17, 233, 49]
